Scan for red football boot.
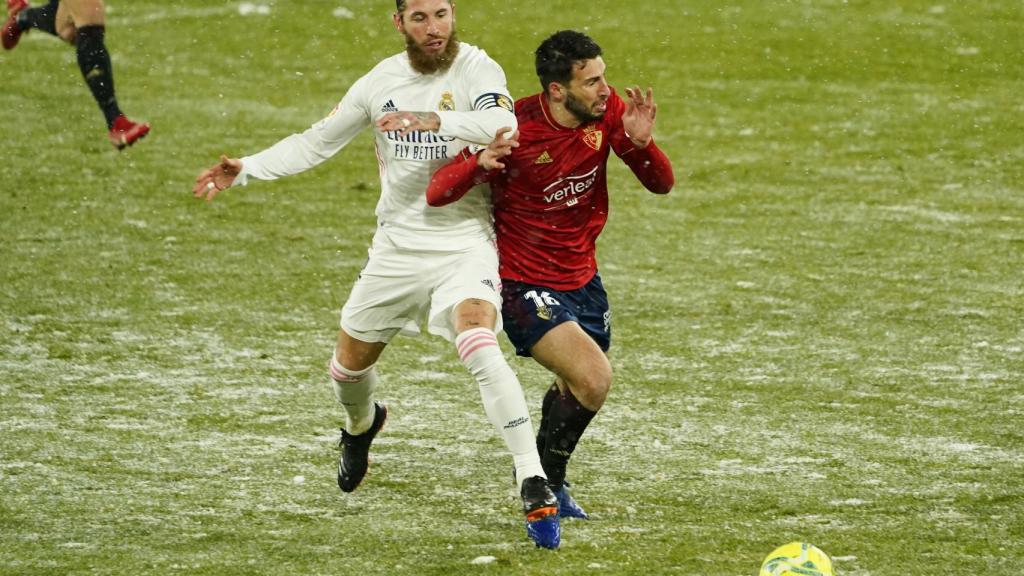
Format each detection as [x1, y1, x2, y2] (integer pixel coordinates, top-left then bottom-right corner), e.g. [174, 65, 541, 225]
[2, 0, 29, 50]
[108, 114, 151, 150]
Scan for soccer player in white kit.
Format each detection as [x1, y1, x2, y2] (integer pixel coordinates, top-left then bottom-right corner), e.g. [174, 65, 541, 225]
[193, 0, 560, 549]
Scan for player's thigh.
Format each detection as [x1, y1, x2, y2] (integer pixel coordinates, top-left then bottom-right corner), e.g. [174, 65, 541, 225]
[64, 0, 105, 26]
[501, 278, 611, 356]
[529, 321, 611, 389]
[341, 241, 431, 344]
[574, 273, 612, 351]
[427, 242, 502, 341]
[54, 0, 104, 42]
[341, 273, 426, 343]
[54, 1, 75, 42]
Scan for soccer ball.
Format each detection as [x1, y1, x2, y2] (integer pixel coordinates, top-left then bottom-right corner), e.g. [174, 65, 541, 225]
[759, 542, 834, 576]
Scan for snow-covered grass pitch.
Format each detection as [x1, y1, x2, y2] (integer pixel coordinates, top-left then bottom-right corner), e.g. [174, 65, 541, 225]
[1, 1, 1021, 574]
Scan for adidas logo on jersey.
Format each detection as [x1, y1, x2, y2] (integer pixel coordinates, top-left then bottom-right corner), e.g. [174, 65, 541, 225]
[381, 99, 399, 113]
[534, 150, 553, 164]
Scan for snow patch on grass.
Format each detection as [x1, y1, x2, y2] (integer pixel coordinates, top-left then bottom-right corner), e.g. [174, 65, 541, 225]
[111, 5, 237, 24]
[878, 204, 969, 224]
[403, 370, 452, 382]
[238, 2, 271, 16]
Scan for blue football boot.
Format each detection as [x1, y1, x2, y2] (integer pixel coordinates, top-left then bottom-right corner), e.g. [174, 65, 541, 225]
[553, 481, 589, 519]
[521, 476, 560, 549]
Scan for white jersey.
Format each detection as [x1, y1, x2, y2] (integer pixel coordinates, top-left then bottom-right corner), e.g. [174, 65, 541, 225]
[235, 43, 516, 251]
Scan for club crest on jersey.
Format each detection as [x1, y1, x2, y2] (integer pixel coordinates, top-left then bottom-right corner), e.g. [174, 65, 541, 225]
[537, 305, 552, 321]
[582, 125, 603, 151]
[438, 91, 456, 112]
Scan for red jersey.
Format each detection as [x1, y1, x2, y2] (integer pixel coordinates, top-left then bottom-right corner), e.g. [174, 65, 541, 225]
[428, 89, 674, 290]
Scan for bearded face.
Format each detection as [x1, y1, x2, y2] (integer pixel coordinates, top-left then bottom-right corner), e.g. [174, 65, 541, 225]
[564, 88, 605, 123]
[559, 57, 610, 124]
[405, 27, 460, 74]
[395, 0, 460, 74]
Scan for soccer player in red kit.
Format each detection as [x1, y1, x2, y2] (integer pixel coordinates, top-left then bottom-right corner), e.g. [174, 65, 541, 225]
[4, 0, 150, 149]
[427, 30, 674, 519]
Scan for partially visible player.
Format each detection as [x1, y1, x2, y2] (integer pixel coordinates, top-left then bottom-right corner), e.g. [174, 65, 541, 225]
[427, 29, 675, 519]
[3, 0, 149, 149]
[193, 0, 560, 549]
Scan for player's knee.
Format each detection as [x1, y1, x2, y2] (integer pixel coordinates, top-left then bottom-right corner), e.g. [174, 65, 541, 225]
[452, 298, 498, 333]
[572, 363, 611, 410]
[58, 23, 77, 44]
[335, 341, 380, 373]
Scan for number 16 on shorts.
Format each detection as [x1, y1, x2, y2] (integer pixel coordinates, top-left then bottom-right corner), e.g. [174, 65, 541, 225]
[524, 290, 560, 320]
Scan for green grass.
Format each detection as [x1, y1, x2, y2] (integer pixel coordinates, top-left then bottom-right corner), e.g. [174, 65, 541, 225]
[2, 1, 1022, 574]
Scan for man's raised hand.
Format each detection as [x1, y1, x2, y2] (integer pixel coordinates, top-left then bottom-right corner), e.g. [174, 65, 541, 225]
[622, 86, 656, 148]
[477, 127, 519, 170]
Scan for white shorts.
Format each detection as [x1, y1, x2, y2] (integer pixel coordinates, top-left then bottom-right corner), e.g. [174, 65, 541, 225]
[340, 232, 503, 343]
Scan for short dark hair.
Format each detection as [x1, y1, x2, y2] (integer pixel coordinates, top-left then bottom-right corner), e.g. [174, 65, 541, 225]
[534, 30, 603, 92]
[395, 0, 452, 12]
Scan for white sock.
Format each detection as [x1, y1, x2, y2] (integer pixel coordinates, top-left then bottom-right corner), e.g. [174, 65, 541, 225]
[329, 355, 378, 435]
[455, 327, 545, 489]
